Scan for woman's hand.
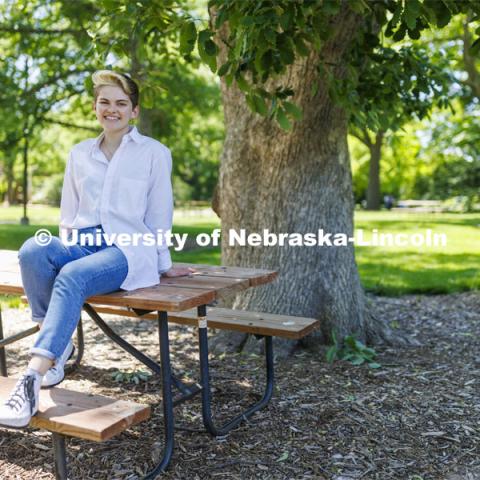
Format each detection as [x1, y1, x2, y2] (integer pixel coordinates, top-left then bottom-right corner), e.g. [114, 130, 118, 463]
[162, 266, 197, 278]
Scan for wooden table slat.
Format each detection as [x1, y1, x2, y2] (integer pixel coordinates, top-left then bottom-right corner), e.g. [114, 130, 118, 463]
[175, 262, 278, 286]
[87, 286, 217, 312]
[0, 250, 278, 311]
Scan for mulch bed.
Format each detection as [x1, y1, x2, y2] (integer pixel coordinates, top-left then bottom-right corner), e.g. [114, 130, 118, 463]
[0, 292, 479, 479]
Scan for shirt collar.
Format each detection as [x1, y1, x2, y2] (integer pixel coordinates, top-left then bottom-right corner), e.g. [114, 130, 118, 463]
[127, 125, 146, 144]
[91, 125, 146, 155]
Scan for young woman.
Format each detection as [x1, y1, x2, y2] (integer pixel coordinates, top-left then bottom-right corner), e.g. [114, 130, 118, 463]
[0, 70, 192, 428]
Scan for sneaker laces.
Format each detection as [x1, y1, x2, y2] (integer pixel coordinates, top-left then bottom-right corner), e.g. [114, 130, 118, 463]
[4, 375, 36, 414]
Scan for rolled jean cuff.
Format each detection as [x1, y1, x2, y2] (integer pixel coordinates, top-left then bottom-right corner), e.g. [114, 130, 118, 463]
[32, 315, 44, 324]
[30, 347, 55, 361]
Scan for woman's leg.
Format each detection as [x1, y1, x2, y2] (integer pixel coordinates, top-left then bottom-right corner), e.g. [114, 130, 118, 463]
[18, 235, 90, 388]
[0, 244, 128, 428]
[18, 236, 88, 324]
[31, 244, 128, 361]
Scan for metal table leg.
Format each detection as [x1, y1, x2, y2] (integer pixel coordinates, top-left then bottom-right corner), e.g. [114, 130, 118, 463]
[197, 305, 275, 437]
[0, 307, 7, 377]
[82, 303, 201, 402]
[52, 433, 68, 480]
[143, 311, 175, 478]
[81, 305, 180, 476]
[65, 318, 85, 375]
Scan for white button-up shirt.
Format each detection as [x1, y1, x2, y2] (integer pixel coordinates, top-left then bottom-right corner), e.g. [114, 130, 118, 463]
[59, 126, 173, 291]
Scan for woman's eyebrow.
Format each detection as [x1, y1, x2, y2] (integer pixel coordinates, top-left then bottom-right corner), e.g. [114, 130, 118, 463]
[98, 97, 129, 103]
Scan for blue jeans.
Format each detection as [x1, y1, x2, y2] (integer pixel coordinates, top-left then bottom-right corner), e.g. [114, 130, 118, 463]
[18, 225, 128, 361]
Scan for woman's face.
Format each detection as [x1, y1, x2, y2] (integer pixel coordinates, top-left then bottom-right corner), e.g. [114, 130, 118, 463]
[94, 85, 139, 133]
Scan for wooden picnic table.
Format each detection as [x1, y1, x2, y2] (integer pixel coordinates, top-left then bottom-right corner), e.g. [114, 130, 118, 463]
[0, 248, 282, 478]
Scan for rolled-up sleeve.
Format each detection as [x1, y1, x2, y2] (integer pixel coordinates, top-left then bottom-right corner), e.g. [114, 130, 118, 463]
[59, 151, 79, 239]
[144, 147, 173, 274]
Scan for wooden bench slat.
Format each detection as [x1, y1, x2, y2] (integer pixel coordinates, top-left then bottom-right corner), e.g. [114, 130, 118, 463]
[0, 378, 150, 442]
[91, 305, 320, 340]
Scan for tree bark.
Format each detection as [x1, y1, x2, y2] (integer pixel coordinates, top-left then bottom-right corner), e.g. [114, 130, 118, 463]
[211, 9, 411, 355]
[462, 20, 480, 100]
[366, 131, 384, 210]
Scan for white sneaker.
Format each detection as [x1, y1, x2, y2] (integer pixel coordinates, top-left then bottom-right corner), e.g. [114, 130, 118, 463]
[0, 373, 41, 428]
[41, 341, 75, 389]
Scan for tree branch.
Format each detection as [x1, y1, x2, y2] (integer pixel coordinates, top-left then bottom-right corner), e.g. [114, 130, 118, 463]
[23, 67, 95, 98]
[42, 117, 99, 132]
[0, 24, 84, 35]
[350, 126, 373, 148]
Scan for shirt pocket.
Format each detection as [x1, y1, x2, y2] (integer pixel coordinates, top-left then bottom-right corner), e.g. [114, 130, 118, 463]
[117, 177, 148, 216]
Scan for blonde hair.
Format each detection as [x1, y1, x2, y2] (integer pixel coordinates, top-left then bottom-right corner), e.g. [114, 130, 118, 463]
[92, 70, 139, 108]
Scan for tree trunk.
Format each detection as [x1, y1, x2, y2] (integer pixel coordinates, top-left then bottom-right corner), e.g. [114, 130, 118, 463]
[463, 20, 480, 100]
[5, 163, 15, 205]
[366, 131, 384, 210]
[211, 10, 410, 355]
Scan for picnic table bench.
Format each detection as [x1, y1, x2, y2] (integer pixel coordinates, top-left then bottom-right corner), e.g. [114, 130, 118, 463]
[0, 249, 319, 479]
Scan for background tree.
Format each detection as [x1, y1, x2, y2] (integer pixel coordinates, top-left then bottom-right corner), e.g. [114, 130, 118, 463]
[0, 0, 97, 212]
[90, 0, 480, 351]
[0, 0, 223, 206]
[349, 45, 452, 209]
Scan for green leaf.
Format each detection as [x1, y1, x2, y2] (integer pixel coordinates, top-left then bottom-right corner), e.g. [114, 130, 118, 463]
[198, 30, 218, 72]
[403, 0, 421, 30]
[264, 28, 276, 45]
[283, 101, 303, 120]
[350, 356, 365, 365]
[276, 451, 289, 462]
[217, 61, 231, 77]
[253, 94, 269, 116]
[368, 362, 382, 369]
[407, 28, 421, 40]
[326, 345, 337, 363]
[204, 39, 217, 56]
[179, 20, 197, 56]
[431, 0, 452, 28]
[348, 0, 370, 14]
[471, 37, 480, 55]
[276, 108, 292, 130]
[235, 74, 250, 92]
[323, 0, 340, 16]
[278, 34, 295, 65]
[392, 24, 407, 42]
[279, 12, 291, 30]
[390, 3, 403, 27]
[214, 7, 228, 29]
[294, 36, 309, 57]
[345, 336, 357, 349]
[245, 93, 256, 112]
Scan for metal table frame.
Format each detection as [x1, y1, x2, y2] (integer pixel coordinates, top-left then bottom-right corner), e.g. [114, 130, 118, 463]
[0, 303, 274, 479]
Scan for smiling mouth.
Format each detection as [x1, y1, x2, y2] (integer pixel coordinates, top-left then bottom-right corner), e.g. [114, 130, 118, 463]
[104, 116, 120, 120]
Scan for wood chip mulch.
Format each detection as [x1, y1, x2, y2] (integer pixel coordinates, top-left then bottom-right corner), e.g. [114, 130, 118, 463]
[0, 291, 479, 480]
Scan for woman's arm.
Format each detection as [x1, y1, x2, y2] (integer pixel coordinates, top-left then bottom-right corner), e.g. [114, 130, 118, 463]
[144, 146, 174, 275]
[59, 151, 79, 240]
[144, 147, 197, 279]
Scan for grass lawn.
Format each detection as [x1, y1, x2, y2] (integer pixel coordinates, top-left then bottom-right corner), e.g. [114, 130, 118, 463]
[354, 212, 479, 295]
[0, 205, 478, 295]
